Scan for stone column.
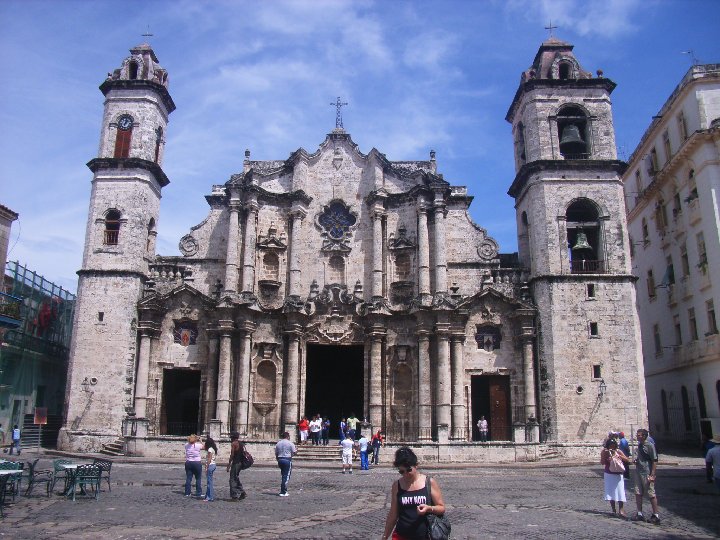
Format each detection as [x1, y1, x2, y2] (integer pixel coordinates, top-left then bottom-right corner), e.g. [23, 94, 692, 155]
[450, 332, 466, 440]
[133, 328, 154, 418]
[521, 328, 538, 422]
[241, 197, 259, 294]
[204, 329, 219, 423]
[368, 329, 384, 428]
[417, 327, 432, 440]
[417, 203, 431, 297]
[288, 207, 306, 297]
[224, 197, 241, 292]
[432, 194, 447, 293]
[283, 325, 301, 424]
[371, 208, 385, 299]
[234, 322, 255, 433]
[215, 320, 234, 431]
[435, 324, 452, 429]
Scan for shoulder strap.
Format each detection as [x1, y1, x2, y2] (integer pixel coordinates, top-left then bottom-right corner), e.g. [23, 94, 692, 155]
[425, 475, 433, 504]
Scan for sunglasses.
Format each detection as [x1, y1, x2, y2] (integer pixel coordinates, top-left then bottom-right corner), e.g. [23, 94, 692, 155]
[397, 467, 413, 474]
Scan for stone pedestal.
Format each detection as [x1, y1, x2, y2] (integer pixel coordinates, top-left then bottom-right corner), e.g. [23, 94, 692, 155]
[124, 417, 149, 457]
[526, 420, 540, 443]
[437, 424, 449, 444]
[207, 419, 222, 440]
[284, 422, 297, 443]
[513, 422, 525, 443]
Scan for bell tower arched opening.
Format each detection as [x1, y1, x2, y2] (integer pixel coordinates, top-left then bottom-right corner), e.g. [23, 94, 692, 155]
[566, 199, 604, 274]
[557, 106, 589, 159]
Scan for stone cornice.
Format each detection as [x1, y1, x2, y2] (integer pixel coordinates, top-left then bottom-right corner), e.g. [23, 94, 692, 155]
[506, 77, 616, 124]
[87, 157, 170, 188]
[528, 273, 638, 284]
[508, 159, 627, 199]
[99, 79, 176, 114]
[77, 268, 147, 280]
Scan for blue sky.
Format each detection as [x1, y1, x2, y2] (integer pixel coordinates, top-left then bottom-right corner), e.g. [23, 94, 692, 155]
[1, 0, 718, 293]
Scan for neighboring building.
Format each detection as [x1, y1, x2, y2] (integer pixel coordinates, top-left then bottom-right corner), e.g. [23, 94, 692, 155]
[60, 39, 647, 460]
[623, 64, 720, 444]
[0, 205, 21, 337]
[0, 261, 76, 446]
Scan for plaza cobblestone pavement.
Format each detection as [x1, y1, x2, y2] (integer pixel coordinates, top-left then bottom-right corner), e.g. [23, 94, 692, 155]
[2, 452, 718, 539]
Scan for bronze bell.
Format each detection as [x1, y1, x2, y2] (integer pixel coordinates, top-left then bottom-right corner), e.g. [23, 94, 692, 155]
[572, 231, 592, 251]
[559, 124, 586, 155]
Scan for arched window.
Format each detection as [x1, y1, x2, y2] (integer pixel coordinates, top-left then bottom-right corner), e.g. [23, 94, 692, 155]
[128, 61, 138, 80]
[697, 383, 707, 418]
[104, 210, 121, 245]
[327, 255, 345, 284]
[154, 126, 163, 163]
[515, 122, 526, 165]
[566, 199, 604, 273]
[681, 386, 692, 431]
[146, 218, 156, 253]
[557, 106, 589, 159]
[558, 61, 572, 80]
[255, 361, 277, 403]
[660, 390, 669, 432]
[262, 252, 279, 281]
[114, 115, 133, 158]
[392, 364, 412, 406]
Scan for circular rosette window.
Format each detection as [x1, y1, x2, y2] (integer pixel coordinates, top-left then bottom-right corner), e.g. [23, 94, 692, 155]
[179, 234, 199, 257]
[477, 239, 498, 261]
[318, 201, 356, 240]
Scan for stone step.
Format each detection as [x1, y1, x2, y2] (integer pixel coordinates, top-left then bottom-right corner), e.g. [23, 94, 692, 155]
[101, 438, 126, 456]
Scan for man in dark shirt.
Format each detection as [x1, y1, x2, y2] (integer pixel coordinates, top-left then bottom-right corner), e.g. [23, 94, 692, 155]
[227, 431, 247, 500]
[633, 428, 660, 523]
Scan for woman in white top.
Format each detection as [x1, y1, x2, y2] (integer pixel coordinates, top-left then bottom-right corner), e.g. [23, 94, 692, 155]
[203, 436, 218, 502]
[184, 434, 204, 497]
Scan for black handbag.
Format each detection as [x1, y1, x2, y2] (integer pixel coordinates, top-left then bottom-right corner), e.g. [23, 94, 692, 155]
[425, 476, 451, 540]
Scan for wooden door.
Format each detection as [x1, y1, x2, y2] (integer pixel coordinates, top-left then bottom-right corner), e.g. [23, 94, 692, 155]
[488, 376, 511, 441]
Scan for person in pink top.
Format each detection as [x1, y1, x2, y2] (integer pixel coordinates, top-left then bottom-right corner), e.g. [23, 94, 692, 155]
[184, 434, 204, 497]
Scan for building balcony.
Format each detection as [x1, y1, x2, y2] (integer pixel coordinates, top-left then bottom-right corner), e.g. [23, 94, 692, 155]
[0, 291, 23, 330]
[570, 259, 606, 274]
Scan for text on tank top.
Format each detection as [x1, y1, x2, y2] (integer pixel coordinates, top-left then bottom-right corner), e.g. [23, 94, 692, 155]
[395, 480, 430, 538]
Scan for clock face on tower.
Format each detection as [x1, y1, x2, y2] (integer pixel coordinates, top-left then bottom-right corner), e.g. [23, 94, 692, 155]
[117, 115, 133, 131]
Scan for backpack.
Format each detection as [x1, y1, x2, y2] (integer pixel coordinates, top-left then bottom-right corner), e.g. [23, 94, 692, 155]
[239, 448, 254, 470]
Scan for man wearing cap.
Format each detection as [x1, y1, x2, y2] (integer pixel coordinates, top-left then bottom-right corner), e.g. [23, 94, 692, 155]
[705, 436, 720, 492]
[275, 431, 297, 497]
[632, 428, 660, 523]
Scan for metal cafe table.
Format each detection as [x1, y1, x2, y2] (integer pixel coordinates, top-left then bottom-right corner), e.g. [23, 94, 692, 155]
[59, 463, 101, 501]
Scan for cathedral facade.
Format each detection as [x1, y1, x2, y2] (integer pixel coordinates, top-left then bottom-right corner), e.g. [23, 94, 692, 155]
[59, 39, 648, 459]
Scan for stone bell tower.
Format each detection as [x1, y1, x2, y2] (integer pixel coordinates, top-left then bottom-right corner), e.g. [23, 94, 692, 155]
[60, 43, 175, 451]
[506, 38, 647, 443]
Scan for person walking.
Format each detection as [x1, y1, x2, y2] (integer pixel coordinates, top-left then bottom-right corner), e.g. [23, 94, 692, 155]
[275, 431, 297, 496]
[183, 434, 203, 497]
[341, 432, 357, 474]
[371, 429, 384, 465]
[203, 436, 218, 502]
[338, 418, 347, 444]
[309, 415, 322, 445]
[705, 436, 720, 493]
[618, 432, 631, 480]
[227, 431, 247, 501]
[477, 416, 488, 443]
[382, 446, 446, 540]
[298, 416, 309, 445]
[321, 416, 331, 445]
[9, 424, 21, 455]
[632, 428, 660, 523]
[358, 432, 370, 470]
[600, 437, 630, 517]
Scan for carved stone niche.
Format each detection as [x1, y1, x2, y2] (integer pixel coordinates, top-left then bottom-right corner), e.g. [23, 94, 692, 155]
[390, 281, 415, 305]
[257, 222, 287, 298]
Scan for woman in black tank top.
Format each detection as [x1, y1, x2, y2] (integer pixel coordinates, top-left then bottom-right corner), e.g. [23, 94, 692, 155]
[382, 447, 446, 540]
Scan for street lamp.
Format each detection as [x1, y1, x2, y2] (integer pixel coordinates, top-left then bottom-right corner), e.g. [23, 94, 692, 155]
[598, 379, 607, 398]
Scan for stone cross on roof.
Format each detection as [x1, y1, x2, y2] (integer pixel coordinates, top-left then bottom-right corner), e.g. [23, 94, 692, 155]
[330, 97, 348, 129]
[544, 20, 558, 39]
